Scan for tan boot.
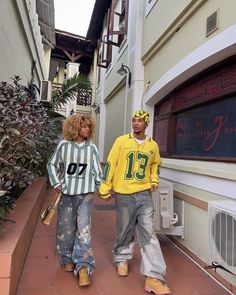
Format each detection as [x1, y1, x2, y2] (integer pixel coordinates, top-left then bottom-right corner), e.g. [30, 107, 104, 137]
[145, 277, 171, 295]
[63, 263, 75, 272]
[78, 267, 90, 287]
[117, 261, 128, 277]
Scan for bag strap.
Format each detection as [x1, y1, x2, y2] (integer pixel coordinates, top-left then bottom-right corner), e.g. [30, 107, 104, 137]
[53, 192, 62, 207]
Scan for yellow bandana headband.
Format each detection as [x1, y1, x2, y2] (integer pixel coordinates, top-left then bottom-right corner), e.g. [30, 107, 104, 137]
[132, 110, 150, 126]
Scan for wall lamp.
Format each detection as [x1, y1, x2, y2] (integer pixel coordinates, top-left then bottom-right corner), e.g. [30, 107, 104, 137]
[91, 102, 100, 114]
[117, 63, 131, 87]
[70, 109, 75, 115]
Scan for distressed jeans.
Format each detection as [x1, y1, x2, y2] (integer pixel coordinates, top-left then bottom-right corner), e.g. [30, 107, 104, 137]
[113, 190, 167, 282]
[56, 193, 95, 276]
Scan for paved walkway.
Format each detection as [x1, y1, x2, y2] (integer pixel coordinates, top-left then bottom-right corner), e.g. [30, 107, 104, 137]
[16, 189, 231, 295]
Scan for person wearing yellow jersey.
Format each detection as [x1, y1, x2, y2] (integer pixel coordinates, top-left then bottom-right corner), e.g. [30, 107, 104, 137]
[99, 111, 171, 295]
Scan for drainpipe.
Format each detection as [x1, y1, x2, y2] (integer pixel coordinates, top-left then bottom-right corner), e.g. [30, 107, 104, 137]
[92, 48, 98, 104]
[91, 48, 100, 147]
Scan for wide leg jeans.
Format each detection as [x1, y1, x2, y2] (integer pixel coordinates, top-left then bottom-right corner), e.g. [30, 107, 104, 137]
[56, 193, 95, 276]
[113, 190, 167, 282]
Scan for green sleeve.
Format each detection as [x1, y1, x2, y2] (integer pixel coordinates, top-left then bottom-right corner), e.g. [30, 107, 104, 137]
[150, 142, 160, 185]
[99, 137, 121, 195]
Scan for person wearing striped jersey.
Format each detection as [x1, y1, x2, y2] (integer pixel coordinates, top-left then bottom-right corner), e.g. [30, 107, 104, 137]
[99, 111, 171, 295]
[47, 113, 102, 287]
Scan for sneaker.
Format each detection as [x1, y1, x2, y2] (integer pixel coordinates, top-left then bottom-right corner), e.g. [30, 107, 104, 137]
[78, 267, 90, 287]
[117, 261, 128, 277]
[63, 263, 75, 272]
[145, 277, 171, 295]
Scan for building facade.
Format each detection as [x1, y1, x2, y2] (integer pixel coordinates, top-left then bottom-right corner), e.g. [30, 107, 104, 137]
[0, 0, 55, 87]
[89, 0, 236, 291]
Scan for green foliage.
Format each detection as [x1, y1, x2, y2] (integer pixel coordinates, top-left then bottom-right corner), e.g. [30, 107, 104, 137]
[0, 191, 15, 232]
[0, 76, 61, 232]
[0, 73, 91, 232]
[51, 74, 91, 110]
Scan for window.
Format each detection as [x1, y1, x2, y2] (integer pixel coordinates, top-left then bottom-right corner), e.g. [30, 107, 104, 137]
[97, 35, 113, 68]
[109, 0, 129, 47]
[145, 0, 158, 17]
[117, 0, 127, 45]
[97, 0, 129, 68]
[173, 97, 236, 158]
[154, 57, 236, 162]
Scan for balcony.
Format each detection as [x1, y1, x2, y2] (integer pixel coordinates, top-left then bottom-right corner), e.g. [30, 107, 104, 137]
[52, 83, 93, 115]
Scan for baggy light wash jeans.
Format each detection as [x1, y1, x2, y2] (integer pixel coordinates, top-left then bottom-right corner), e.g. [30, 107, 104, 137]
[113, 190, 167, 282]
[56, 193, 95, 276]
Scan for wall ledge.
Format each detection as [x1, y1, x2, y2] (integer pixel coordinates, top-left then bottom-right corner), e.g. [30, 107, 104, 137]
[0, 177, 47, 295]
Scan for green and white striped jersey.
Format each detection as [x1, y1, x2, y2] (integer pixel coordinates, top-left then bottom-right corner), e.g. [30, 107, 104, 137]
[47, 140, 102, 195]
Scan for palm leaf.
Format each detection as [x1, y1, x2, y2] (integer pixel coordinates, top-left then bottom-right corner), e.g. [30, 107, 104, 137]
[51, 74, 91, 110]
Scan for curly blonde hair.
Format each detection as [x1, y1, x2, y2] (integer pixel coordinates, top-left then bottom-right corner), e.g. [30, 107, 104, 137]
[63, 113, 96, 141]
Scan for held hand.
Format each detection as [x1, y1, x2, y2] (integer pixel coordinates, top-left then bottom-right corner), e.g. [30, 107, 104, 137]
[150, 184, 158, 193]
[54, 185, 62, 193]
[99, 193, 112, 202]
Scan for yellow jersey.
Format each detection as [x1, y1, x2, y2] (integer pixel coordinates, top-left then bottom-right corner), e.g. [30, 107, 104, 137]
[99, 133, 160, 196]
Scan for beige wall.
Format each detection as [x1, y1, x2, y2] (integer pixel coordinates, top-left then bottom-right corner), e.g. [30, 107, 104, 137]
[142, 0, 236, 86]
[103, 48, 128, 99]
[124, 89, 133, 132]
[0, 0, 46, 85]
[142, 0, 192, 56]
[172, 180, 229, 257]
[104, 85, 126, 159]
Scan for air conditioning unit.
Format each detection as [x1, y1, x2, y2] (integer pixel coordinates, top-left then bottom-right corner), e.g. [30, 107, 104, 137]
[152, 179, 178, 232]
[39, 80, 51, 101]
[208, 200, 236, 275]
